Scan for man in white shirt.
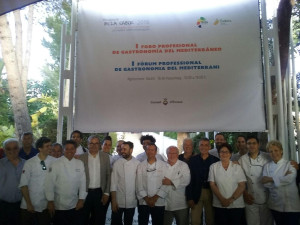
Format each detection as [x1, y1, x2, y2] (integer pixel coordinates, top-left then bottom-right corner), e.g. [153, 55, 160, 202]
[163, 146, 191, 225]
[20, 137, 56, 225]
[231, 135, 248, 161]
[70, 130, 88, 155]
[136, 143, 167, 225]
[45, 140, 87, 225]
[136, 134, 165, 162]
[238, 136, 272, 225]
[208, 133, 226, 159]
[78, 135, 111, 225]
[111, 141, 140, 225]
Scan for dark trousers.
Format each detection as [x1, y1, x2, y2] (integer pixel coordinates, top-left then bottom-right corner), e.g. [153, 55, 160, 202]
[0, 200, 21, 225]
[111, 207, 135, 225]
[21, 208, 51, 225]
[83, 188, 106, 225]
[138, 205, 164, 225]
[53, 208, 83, 225]
[102, 195, 111, 224]
[214, 207, 244, 225]
[271, 209, 300, 225]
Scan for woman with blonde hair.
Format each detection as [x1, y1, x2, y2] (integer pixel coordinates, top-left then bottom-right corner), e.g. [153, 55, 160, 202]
[262, 140, 300, 225]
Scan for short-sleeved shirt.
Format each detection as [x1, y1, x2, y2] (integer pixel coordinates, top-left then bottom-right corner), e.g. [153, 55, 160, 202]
[19, 155, 56, 212]
[19, 147, 39, 160]
[208, 161, 246, 208]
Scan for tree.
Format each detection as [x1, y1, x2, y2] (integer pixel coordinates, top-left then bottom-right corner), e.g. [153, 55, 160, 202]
[0, 6, 34, 139]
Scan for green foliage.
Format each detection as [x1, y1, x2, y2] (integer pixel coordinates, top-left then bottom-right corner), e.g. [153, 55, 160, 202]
[293, 2, 300, 49]
[164, 132, 177, 139]
[0, 125, 15, 147]
[0, 78, 14, 127]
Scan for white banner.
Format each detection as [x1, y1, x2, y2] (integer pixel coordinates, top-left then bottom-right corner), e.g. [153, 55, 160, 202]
[75, 0, 266, 132]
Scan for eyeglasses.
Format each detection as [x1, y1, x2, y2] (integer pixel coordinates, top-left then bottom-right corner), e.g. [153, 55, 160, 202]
[89, 142, 100, 146]
[40, 161, 47, 170]
[147, 162, 156, 172]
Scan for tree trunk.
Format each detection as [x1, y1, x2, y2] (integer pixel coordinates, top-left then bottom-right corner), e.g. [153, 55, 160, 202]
[177, 132, 189, 153]
[0, 14, 32, 140]
[22, 5, 34, 94]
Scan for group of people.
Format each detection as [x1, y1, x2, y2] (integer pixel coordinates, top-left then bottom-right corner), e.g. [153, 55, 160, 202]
[0, 131, 300, 225]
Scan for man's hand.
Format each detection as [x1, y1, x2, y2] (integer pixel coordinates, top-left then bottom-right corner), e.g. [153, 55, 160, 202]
[187, 200, 195, 209]
[101, 194, 109, 205]
[261, 176, 273, 184]
[290, 161, 299, 170]
[148, 195, 159, 207]
[75, 199, 84, 210]
[111, 200, 119, 213]
[47, 201, 55, 217]
[220, 197, 232, 207]
[27, 202, 35, 213]
[243, 191, 254, 205]
[143, 196, 152, 207]
[162, 177, 173, 186]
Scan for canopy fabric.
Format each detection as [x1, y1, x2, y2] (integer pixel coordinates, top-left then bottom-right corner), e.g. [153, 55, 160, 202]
[0, 0, 42, 16]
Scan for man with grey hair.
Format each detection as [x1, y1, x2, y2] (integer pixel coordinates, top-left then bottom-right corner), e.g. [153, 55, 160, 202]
[163, 146, 191, 225]
[0, 138, 26, 225]
[78, 135, 111, 225]
[178, 138, 195, 164]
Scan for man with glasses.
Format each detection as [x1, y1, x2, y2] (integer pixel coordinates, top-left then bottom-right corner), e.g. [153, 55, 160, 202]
[238, 136, 272, 225]
[19, 137, 56, 225]
[78, 135, 111, 225]
[136, 143, 167, 225]
[0, 138, 26, 225]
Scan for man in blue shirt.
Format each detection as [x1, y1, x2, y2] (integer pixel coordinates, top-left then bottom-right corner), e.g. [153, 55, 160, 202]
[0, 138, 26, 225]
[186, 138, 219, 225]
[19, 132, 38, 160]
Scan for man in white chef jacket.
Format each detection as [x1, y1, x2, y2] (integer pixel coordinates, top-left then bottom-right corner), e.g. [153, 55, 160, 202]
[136, 143, 167, 225]
[110, 141, 140, 225]
[163, 146, 191, 225]
[19, 137, 56, 225]
[238, 136, 272, 225]
[45, 140, 87, 225]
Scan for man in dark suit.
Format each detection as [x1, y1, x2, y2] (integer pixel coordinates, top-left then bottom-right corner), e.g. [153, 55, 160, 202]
[186, 138, 219, 225]
[78, 135, 111, 225]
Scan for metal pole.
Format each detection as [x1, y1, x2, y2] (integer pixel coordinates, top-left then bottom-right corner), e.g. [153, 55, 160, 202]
[261, 0, 274, 140]
[57, 24, 67, 143]
[273, 16, 287, 157]
[290, 22, 300, 161]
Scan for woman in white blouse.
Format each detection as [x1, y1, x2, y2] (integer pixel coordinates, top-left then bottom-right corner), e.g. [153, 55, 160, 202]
[208, 143, 246, 225]
[262, 140, 300, 225]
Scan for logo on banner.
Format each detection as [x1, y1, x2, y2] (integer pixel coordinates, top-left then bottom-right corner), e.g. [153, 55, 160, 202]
[103, 18, 150, 32]
[213, 19, 232, 25]
[196, 17, 208, 28]
[163, 98, 168, 105]
[150, 98, 183, 105]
